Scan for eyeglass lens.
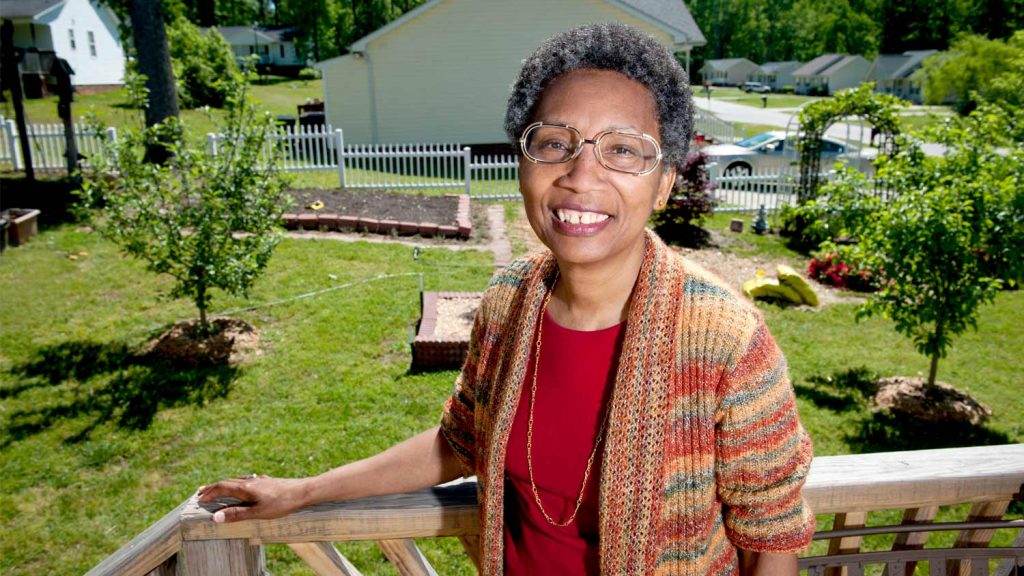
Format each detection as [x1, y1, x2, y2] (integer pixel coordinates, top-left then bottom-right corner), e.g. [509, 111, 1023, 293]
[523, 125, 659, 174]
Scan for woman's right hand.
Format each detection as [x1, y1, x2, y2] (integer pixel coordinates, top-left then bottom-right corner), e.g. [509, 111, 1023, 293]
[197, 475, 309, 523]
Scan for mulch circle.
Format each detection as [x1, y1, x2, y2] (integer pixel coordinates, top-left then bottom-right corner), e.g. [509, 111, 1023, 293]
[289, 189, 457, 225]
[143, 317, 260, 367]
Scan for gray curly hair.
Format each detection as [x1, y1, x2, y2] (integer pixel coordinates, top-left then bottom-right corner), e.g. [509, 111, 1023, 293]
[504, 22, 693, 170]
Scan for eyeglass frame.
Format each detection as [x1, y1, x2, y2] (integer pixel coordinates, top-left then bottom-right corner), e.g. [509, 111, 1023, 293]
[518, 121, 665, 176]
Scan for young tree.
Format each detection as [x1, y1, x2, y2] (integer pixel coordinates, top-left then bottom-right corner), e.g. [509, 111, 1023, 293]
[78, 74, 291, 333]
[855, 107, 1023, 387]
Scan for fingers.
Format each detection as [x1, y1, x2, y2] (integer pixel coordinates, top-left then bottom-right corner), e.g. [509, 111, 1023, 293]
[197, 480, 249, 502]
[213, 504, 258, 524]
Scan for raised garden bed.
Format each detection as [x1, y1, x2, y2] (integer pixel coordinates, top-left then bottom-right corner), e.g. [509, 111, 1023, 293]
[282, 190, 472, 239]
[412, 291, 482, 371]
[1, 208, 41, 247]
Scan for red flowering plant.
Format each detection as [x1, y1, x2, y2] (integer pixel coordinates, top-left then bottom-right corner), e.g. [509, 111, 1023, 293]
[808, 247, 879, 292]
[649, 151, 716, 246]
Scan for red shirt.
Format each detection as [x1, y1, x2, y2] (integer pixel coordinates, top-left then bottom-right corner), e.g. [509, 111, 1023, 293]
[504, 310, 625, 575]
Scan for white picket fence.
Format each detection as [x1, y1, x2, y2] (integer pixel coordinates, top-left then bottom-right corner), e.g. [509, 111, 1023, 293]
[694, 108, 746, 144]
[0, 116, 116, 170]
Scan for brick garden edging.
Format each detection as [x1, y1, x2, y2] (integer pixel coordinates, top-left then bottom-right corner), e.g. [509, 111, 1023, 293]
[281, 194, 472, 239]
[412, 291, 482, 371]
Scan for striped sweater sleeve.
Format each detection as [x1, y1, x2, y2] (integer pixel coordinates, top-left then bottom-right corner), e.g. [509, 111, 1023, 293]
[715, 312, 815, 553]
[439, 307, 484, 479]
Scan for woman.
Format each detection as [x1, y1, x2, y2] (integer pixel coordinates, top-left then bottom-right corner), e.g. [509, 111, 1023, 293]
[200, 23, 814, 575]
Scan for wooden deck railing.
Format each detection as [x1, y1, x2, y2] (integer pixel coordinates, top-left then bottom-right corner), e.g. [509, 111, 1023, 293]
[87, 444, 1024, 576]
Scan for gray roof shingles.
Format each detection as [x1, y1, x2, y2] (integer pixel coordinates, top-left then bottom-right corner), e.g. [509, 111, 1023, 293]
[617, 0, 707, 44]
[0, 0, 64, 19]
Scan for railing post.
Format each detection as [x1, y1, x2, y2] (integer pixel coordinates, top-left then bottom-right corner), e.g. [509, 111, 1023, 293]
[463, 146, 472, 196]
[336, 129, 346, 189]
[181, 539, 265, 576]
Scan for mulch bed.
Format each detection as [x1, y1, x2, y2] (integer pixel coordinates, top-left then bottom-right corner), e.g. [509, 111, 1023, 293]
[283, 189, 471, 239]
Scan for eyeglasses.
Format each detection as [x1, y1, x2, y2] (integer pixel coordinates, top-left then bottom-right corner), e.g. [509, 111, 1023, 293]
[519, 122, 663, 176]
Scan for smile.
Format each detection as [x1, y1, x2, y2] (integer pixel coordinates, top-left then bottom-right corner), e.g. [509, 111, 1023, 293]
[555, 208, 610, 225]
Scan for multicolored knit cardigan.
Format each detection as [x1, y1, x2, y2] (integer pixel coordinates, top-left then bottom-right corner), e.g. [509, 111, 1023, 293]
[441, 230, 815, 575]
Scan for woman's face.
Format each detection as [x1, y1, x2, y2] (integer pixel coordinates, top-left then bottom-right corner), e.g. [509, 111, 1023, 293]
[519, 69, 675, 269]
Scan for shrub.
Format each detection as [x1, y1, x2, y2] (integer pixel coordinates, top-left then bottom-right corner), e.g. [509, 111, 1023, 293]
[297, 67, 320, 81]
[78, 74, 291, 332]
[167, 19, 241, 109]
[781, 85, 795, 94]
[808, 249, 877, 292]
[778, 166, 884, 252]
[649, 151, 715, 244]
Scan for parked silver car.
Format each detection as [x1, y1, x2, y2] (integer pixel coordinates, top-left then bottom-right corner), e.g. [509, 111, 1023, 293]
[701, 131, 874, 176]
[741, 81, 772, 93]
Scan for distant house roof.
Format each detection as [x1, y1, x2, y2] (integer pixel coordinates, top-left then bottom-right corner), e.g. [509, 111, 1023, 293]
[703, 58, 756, 72]
[615, 0, 706, 45]
[820, 55, 864, 76]
[213, 25, 300, 44]
[348, 0, 706, 51]
[760, 61, 801, 73]
[0, 0, 64, 19]
[793, 54, 846, 76]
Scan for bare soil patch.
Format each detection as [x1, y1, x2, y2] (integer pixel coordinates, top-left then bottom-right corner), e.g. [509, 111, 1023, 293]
[288, 189, 458, 225]
[143, 317, 260, 367]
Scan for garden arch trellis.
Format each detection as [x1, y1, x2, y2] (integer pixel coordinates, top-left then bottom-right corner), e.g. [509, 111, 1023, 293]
[796, 83, 907, 201]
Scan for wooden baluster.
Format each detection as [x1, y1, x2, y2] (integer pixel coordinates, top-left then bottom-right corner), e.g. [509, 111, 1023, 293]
[289, 541, 361, 576]
[181, 538, 264, 576]
[144, 554, 177, 576]
[947, 500, 1010, 576]
[377, 538, 438, 576]
[826, 511, 867, 576]
[459, 534, 482, 572]
[884, 506, 939, 576]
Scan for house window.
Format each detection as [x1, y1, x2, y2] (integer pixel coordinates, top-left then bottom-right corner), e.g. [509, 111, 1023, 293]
[280, 44, 285, 58]
[69, 28, 76, 50]
[88, 31, 96, 56]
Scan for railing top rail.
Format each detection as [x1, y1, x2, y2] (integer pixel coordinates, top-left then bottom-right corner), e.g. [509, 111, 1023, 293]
[84, 500, 186, 576]
[181, 480, 479, 545]
[803, 443, 1024, 513]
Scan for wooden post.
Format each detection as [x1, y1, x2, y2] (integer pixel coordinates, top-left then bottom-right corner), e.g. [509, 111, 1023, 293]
[882, 506, 938, 576]
[947, 500, 1010, 576]
[52, 57, 78, 177]
[825, 511, 867, 576]
[181, 538, 264, 576]
[1, 19, 33, 180]
[376, 538, 437, 576]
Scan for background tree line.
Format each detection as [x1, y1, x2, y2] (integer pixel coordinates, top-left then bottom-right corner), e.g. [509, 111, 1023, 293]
[686, 0, 1021, 72]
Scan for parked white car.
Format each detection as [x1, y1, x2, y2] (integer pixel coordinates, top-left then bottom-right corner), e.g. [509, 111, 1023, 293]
[701, 131, 876, 176]
[741, 81, 771, 93]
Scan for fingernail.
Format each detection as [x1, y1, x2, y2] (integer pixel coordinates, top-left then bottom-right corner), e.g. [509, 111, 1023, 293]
[213, 511, 225, 523]
[198, 485, 206, 492]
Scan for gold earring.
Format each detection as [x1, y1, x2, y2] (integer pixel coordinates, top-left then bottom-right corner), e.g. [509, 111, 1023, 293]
[656, 198, 666, 209]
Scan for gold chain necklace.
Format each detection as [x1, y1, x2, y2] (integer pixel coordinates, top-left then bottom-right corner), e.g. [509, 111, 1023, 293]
[525, 278, 612, 527]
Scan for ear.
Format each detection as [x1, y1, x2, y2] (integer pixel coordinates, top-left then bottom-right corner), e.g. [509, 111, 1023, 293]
[653, 166, 676, 211]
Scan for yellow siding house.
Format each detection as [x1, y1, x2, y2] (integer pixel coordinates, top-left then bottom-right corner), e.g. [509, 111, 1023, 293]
[316, 0, 705, 144]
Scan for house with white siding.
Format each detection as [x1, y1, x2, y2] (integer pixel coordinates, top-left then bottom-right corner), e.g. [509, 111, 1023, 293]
[865, 50, 936, 104]
[315, 0, 706, 145]
[215, 25, 305, 75]
[748, 61, 801, 91]
[699, 58, 760, 86]
[792, 54, 871, 96]
[1, 0, 124, 95]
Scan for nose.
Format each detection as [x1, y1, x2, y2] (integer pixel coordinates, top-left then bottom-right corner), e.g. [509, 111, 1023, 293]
[557, 140, 605, 191]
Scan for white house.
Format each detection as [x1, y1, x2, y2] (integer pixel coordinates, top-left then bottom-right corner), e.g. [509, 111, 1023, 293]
[699, 58, 760, 86]
[866, 50, 936, 104]
[792, 54, 870, 95]
[214, 25, 304, 75]
[749, 61, 801, 91]
[1, 0, 124, 93]
[315, 0, 706, 145]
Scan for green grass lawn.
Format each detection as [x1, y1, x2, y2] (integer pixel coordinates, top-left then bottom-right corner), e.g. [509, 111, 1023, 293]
[2, 77, 323, 138]
[699, 86, 821, 109]
[2, 215, 1020, 575]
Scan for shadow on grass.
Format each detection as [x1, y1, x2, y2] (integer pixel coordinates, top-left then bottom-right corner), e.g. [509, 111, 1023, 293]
[1, 340, 237, 446]
[795, 366, 1011, 453]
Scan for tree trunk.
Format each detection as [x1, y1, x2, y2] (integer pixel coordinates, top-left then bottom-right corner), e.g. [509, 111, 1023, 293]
[127, 0, 179, 163]
[1, 20, 34, 181]
[927, 322, 943, 387]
